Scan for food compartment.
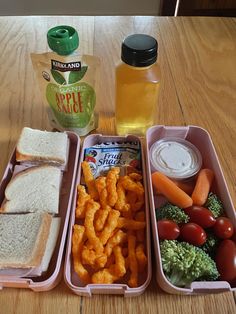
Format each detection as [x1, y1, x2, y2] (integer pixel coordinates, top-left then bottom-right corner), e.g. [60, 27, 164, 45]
[64, 134, 151, 297]
[0, 131, 80, 291]
[146, 125, 236, 294]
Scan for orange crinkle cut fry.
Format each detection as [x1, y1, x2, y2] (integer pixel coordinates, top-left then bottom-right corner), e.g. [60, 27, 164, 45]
[91, 268, 115, 284]
[129, 181, 145, 212]
[112, 245, 126, 278]
[123, 190, 137, 219]
[136, 243, 147, 272]
[104, 229, 127, 256]
[105, 253, 115, 268]
[135, 210, 146, 242]
[94, 206, 111, 232]
[94, 176, 107, 208]
[122, 247, 128, 257]
[91, 245, 126, 284]
[128, 234, 138, 288]
[115, 179, 130, 212]
[94, 176, 111, 231]
[121, 175, 144, 196]
[135, 211, 145, 221]
[128, 173, 142, 181]
[122, 209, 133, 219]
[81, 245, 97, 266]
[117, 217, 146, 230]
[75, 185, 91, 219]
[119, 176, 145, 216]
[130, 199, 144, 212]
[106, 167, 120, 207]
[73, 162, 147, 286]
[72, 225, 90, 284]
[95, 254, 108, 269]
[99, 209, 120, 245]
[84, 199, 103, 254]
[126, 190, 138, 205]
[81, 161, 99, 200]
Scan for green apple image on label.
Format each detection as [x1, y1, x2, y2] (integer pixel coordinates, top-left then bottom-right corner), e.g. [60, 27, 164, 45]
[45, 66, 96, 128]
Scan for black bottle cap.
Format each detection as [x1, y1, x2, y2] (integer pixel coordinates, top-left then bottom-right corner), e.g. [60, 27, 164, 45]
[121, 34, 158, 67]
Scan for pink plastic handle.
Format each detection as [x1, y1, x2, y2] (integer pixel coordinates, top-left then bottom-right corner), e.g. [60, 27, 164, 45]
[191, 281, 231, 294]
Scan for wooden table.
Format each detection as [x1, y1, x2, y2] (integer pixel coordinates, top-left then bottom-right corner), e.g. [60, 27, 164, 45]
[0, 16, 235, 314]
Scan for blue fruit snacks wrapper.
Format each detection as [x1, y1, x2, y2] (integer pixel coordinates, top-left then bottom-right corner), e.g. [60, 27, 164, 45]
[83, 141, 141, 178]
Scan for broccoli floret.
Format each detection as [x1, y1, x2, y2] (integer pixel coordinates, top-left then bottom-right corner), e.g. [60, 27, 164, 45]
[156, 203, 189, 224]
[160, 240, 219, 287]
[201, 232, 220, 257]
[205, 192, 224, 218]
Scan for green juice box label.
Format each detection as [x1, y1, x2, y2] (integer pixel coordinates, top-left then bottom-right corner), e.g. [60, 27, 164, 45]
[31, 52, 100, 136]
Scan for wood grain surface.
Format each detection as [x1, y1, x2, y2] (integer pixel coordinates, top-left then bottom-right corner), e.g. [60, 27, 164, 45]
[0, 16, 235, 314]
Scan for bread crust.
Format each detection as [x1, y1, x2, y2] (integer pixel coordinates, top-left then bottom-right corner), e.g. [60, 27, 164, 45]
[15, 127, 69, 166]
[16, 151, 65, 165]
[2, 165, 60, 214]
[4, 165, 59, 197]
[0, 213, 52, 269]
[28, 213, 52, 268]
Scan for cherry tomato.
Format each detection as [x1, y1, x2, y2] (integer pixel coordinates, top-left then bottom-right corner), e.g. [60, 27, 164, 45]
[230, 232, 236, 243]
[213, 217, 234, 239]
[157, 219, 180, 240]
[184, 206, 216, 228]
[180, 223, 206, 246]
[215, 239, 236, 281]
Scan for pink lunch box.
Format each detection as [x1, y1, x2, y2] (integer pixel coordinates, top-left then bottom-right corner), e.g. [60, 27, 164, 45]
[64, 134, 152, 297]
[145, 125, 236, 294]
[0, 131, 80, 291]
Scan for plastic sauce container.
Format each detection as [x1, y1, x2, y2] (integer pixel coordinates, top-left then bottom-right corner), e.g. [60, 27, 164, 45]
[115, 34, 161, 136]
[149, 137, 202, 180]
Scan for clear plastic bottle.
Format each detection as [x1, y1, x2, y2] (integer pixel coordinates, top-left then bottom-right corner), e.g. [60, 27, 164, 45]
[115, 34, 161, 136]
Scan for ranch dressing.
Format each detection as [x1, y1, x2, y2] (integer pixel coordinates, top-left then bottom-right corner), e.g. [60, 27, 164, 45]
[150, 138, 202, 180]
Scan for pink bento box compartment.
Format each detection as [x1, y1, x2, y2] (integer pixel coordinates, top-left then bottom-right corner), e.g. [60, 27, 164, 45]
[64, 134, 152, 297]
[146, 125, 236, 295]
[0, 131, 80, 291]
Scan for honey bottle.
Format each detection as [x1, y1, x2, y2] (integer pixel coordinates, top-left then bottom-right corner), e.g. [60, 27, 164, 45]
[115, 34, 161, 136]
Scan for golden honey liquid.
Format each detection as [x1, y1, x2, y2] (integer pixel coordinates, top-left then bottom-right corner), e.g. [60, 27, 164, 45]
[115, 62, 161, 136]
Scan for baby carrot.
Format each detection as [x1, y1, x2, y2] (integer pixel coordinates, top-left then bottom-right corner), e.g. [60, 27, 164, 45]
[151, 172, 193, 208]
[191, 169, 214, 206]
[153, 179, 195, 196]
[171, 179, 195, 196]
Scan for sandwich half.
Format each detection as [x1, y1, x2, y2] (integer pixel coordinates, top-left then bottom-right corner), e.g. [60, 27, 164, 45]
[0, 212, 52, 269]
[1, 166, 61, 214]
[16, 127, 69, 168]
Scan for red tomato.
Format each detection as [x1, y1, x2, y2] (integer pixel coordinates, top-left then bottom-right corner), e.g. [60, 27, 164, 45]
[180, 223, 206, 246]
[184, 206, 216, 228]
[213, 217, 234, 239]
[215, 239, 236, 281]
[230, 232, 236, 243]
[157, 219, 180, 240]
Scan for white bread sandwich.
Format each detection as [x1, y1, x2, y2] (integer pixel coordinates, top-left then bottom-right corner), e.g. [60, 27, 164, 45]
[0, 212, 52, 269]
[16, 127, 69, 168]
[0, 213, 61, 277]
[40, 217, 60, 273]
[1, 166, 61, 215]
